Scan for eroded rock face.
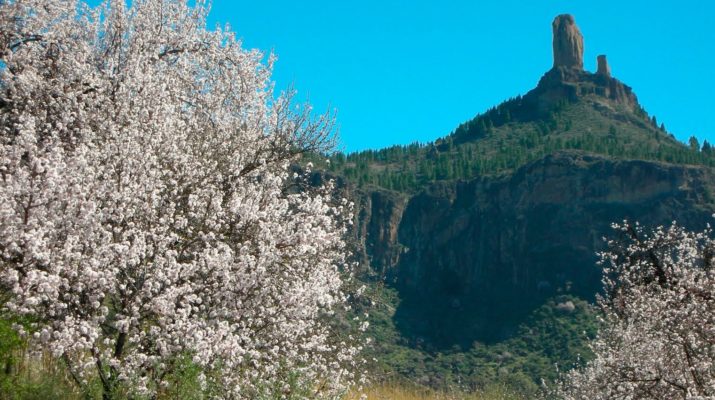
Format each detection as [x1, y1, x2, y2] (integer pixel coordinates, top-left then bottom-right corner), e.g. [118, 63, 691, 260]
[597, 55, 611, 77]
[552, 14, 584, 70]
[353, 190, 406, 276]
[354, 152, 715, 347]
[529, 65, 638, 110]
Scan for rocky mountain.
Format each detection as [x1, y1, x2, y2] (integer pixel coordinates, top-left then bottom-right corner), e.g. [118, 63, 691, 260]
[312, 14, 715, 388]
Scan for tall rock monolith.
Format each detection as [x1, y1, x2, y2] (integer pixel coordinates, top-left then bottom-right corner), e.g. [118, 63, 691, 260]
[552, 14, 584, 70]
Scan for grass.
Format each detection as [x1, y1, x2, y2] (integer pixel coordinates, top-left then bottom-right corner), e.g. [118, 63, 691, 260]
[345, 383, 527, 400]
[0, 352, 91, 400]
[0, 347, 533, 400]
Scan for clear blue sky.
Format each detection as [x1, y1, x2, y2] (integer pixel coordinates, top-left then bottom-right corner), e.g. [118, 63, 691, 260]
[210, 1, 714, 153]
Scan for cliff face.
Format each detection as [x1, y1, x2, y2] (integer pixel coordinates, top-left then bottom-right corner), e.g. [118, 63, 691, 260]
[351, 189, 407, 276]
[396, 151, 713, 293]
[352, 151, 715, 347]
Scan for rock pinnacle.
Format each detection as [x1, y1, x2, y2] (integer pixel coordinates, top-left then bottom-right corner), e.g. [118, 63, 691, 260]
[552, 14, 584, 70]
[597, 55, 611, 77]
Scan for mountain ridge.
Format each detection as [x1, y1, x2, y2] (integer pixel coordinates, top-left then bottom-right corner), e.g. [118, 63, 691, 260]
[313, 50, 708, 193]
[309, 14, 715, 391]
[310, 16, 712, 194]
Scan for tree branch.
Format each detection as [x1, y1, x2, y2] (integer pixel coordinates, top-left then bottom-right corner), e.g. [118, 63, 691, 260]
[9, 34, 44, 52]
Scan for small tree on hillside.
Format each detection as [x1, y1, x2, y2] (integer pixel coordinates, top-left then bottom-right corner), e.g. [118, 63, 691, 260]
[556, 221, 715, 399]
[690, 136, 701, 152]
[0, 0, 359, 398]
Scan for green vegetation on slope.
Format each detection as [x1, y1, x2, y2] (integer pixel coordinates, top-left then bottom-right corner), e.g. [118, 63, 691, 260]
[345, 382, 525, 400]
[360, 284, 599, 397]
[309, 95, 714, 193]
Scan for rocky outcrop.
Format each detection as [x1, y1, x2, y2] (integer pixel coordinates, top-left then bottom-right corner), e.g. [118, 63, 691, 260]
[308, 171, 408, 277]
[355, 152, 715, 348]
[552, 14, 584, 70]
[525, 17, 637, 113]
[597, 54, 611, 77]
[352, 190, 407, 276]
[527, 66, 638, 111]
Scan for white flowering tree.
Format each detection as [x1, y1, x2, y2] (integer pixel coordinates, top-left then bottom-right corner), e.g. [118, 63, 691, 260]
[556, 221, 715, 399]
[0, 0, 359, 398]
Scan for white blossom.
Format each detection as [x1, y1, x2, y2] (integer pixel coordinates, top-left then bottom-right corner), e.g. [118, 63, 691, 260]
[0, 0, 359, 397]
[555, 220, 715, 399]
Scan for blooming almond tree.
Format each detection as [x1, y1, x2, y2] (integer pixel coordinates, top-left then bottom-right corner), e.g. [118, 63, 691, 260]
[0, 0, 359, 398]
[556, 221, 715, 399]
